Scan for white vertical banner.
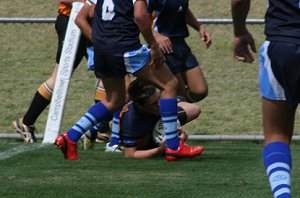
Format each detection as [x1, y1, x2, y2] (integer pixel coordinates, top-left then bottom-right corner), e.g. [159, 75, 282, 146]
[43, 2, 84, 144]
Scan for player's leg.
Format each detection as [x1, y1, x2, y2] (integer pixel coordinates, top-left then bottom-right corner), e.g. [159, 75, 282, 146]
[263, 100, 294, 144]
[94, 78, 106, 103]
[93, 76, 131, 151]
[124, 74, 132, 101]
[174, 73, 188, 97]
[55, 52, 129, 160]
[163, 47, 187, 98]
[103, 75, 132, 152]
[12, 64, 58, 143]
[55, 77, 126, 160]
[177, 101, 201, 123]
[72, 77, 126, 139]
[83, 79, 111, 149]
[104, 108, 123, 152]
[13, 14, 87, 143]
[132, 46, 204, 160]
[85, 53, 131, 150]
[181, 46, 208, 102]
[262, 99, 294, 198]
[133, 53, 179, 146]
[85, 79, 110, 147]
[165, 39, 208, 102]
[182, 66, 208, 102]
[259, 40, 300, 198]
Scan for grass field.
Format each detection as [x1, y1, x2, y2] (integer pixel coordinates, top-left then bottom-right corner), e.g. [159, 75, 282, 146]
[2, 1, 300, 197]
[3, 140, 300, 198]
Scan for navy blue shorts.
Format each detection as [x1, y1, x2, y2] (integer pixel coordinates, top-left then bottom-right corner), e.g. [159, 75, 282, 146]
[259, 40, 300, 107]
[164, 38, 199, 74]
[94, 45, 150, 78]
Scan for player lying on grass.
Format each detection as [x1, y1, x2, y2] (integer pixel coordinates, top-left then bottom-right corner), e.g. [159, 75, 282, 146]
[119, 79, 204, 159]
[55, 0, 204, 161]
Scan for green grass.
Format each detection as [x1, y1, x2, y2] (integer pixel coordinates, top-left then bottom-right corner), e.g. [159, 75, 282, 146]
[2, 2, 300, 198]
[3, 141, 299, 198]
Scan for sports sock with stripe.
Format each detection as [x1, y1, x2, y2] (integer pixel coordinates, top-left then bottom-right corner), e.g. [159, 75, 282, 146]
[159, 98, 180, 150]
[109, 109, 121, 146]
[67, 102, 112, 143]
[263, 142, 291, 198]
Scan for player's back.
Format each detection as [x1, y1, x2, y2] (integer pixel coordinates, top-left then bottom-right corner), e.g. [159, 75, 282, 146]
[149, 0, 189, 38]
[265, 0, 300, 44]
[92, 0, 141, 55]
[120, 103, 159, 139]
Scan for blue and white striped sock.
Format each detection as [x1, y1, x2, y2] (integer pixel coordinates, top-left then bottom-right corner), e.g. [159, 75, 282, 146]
[90, 120, 110, 136]
[109, 110, 121, 146]
[263, 142, 291, 198]
[67, 102, 112, 142]
[89, 124, 99, 136]
[160, 98, 180, 150]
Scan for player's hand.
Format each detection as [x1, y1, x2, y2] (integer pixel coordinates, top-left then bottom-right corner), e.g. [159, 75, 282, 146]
[233, 31, 257, 63]
[149, 45, 165, 68]
[155, 33, 173, 54]
[199, 24, 212, 48]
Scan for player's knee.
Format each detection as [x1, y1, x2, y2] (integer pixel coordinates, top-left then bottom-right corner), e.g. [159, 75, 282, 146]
[187, 86, 208, 102]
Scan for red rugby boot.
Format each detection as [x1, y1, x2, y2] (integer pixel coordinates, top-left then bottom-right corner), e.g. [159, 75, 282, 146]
[165, 140, 204, 161]
[55, 132, 78, 160]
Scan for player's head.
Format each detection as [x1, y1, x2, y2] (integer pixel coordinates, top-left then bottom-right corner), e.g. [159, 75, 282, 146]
[128, 79, 160, 115]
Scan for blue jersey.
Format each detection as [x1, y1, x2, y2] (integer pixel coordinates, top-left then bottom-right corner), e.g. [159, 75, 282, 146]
[148, 0, 189, 38]
[265, 0, 300, 44]
[92, 0, 142, 55]
[120, 102, 160, 139]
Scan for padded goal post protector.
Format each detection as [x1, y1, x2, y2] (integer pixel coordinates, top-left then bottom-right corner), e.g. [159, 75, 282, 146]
[43, 2, 84, 144]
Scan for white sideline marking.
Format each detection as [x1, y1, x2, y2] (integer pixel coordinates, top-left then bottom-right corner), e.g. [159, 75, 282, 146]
[0, 144, 47, 160]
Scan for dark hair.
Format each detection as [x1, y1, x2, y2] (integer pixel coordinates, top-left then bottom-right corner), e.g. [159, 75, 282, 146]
[128, 79, 156, 106]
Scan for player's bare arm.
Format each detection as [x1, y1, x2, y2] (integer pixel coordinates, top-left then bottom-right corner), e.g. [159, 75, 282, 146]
[75, 2, 92, 41]
[231, 0, 256, 63]
[134, 0, 164, 68]
[185, 8, 212, 48]
[124, 143, 166, 159]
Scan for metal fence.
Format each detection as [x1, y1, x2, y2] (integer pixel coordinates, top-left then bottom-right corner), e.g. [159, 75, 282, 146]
[0, 17, 265, 24]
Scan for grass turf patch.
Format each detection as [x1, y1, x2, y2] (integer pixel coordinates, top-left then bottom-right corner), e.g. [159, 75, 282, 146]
[2, 141, 300, 198]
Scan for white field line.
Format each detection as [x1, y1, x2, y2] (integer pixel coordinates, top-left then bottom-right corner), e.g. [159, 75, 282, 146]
[0, 143, 48, 160]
